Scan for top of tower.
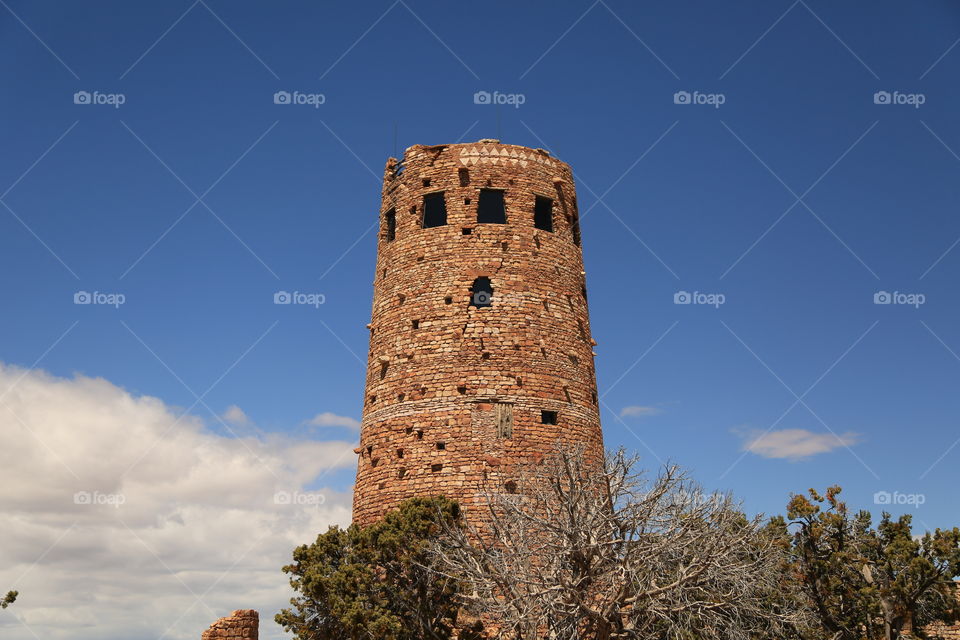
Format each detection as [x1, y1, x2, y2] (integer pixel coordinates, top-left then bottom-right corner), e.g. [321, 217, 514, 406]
[388, 140, 566, 180]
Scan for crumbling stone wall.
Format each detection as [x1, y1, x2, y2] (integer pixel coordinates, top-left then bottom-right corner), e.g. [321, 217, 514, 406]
[201, 609, 258, 640]
[353, 139, 605, 527]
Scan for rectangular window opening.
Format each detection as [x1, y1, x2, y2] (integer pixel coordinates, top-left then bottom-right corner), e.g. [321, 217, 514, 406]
[458, 168, 470, 187]
[477, 189, 506, 224]
[422, 192, 447, 228]
[384, 208, 396, 241]
[534, 196, 554, 232]
[541, 410, 558, 425]
[496, 402, 514, 438]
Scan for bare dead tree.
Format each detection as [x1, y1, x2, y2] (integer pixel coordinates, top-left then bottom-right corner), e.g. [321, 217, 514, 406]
[429, 445, 812, 640]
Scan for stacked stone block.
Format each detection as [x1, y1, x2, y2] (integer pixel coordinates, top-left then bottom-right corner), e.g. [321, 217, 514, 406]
[352, 139, 605, 527]
[201, 610, 258, 640]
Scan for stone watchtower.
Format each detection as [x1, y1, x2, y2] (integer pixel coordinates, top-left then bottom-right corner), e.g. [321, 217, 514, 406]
[352, 139, 605, 527]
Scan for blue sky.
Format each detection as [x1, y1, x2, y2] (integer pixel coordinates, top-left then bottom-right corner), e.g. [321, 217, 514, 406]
[2, 2, 960, 635]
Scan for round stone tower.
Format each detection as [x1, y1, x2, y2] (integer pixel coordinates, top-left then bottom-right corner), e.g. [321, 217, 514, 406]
[352, 139, 605, 527]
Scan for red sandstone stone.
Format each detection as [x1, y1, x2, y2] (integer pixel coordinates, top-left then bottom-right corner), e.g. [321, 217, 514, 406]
[352, 140, 606, 528]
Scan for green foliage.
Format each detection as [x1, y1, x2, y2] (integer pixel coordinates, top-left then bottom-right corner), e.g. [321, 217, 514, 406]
[1, 591, 16, 609]
[784, 486, 960, 640]
[276, 496, 479, 640]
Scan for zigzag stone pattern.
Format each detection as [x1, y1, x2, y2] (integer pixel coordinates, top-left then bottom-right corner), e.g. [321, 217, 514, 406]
[352, 139, 604, 528]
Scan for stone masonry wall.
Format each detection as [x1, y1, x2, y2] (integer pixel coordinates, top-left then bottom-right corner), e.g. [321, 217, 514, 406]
[352, 139, 606, 527]
[201, 610, 258, 640]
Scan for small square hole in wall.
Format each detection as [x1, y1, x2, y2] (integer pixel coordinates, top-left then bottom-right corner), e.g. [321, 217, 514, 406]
[412, 319, 419, 329]
[431, 463, 443, 472]
[436, 442, 446, 450]
[415, 429, 424, 440]
[457, 385, 467, 394]
[405, 426, 413, 434]
[504, 480, 517, 494]
[541, 410, 558, 425]
[464, 198, 471, 205]
[397, 448, 404, 458]
[371, 457, 380, 467]
[422, 178, 431, 187]
[444, 296, 453, 304]
[462, 228, 472, 235]
[397, 468, 407, 479]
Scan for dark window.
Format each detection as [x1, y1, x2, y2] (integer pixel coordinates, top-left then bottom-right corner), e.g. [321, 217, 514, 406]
[571, 211, 581, 246]
[541, 410, 558, 425]
[422, 192, 447, 228]
[470, 277, 493, 307]
[534, 196, 553, 231]
[477, 189, 506, 224]
[422, 178, 431, 187]
[384, 208, 396, 241]
[458, 168, 469, 186]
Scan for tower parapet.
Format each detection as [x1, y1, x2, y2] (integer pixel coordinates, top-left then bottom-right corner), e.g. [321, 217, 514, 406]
[352, 139, 604, 527]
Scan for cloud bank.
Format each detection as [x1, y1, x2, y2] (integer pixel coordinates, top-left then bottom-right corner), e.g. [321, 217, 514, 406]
[0, 364, 357, 640]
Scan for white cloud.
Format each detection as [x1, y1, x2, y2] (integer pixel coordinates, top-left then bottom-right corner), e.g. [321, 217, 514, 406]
[738, 428, 860, 460]
[221, 404, 251, 426]
[619, 405, 663, 418]
[0, 364, 358, 640]
[306, 412, 361, 430]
